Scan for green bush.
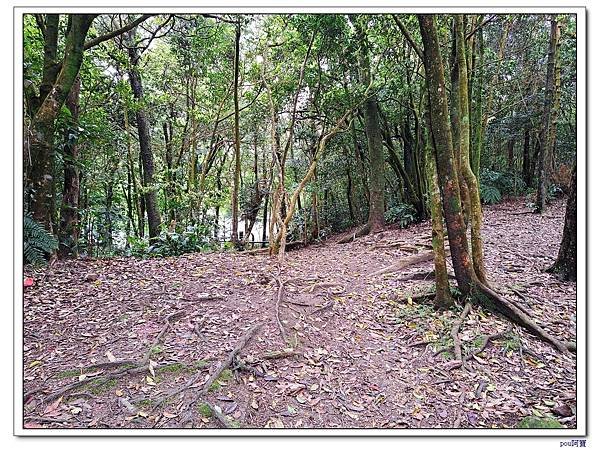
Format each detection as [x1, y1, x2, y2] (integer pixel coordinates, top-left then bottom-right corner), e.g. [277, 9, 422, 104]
[24, 213, 58, 265]
[480, 183, 502, 204]
[479, 168, 527, 204]
[128, 224, 217, 257]
[385, 203, 417, 228]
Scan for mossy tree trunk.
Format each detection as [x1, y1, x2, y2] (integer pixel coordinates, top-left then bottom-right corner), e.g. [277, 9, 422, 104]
[419, 14, 572, 354]
[455, 14, 488, 286]
[425, 110, 453, 309]
[536, 17, 561, 213]
[231, 21, 242, 247]
[356, 17, 385, 233]
[418, 14, 475, 293]
[29, 14, 96, 235]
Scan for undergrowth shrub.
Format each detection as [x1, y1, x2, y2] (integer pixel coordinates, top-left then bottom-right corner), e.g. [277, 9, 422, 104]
[24, 213, 58, 265]
[479, 168, 527, 204]
[385, 202, 418, 228]
[127, 224, 217, 257]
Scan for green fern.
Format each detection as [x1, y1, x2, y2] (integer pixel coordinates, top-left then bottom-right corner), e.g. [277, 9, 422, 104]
[480, 184, 502, 204]
[24, 213, 58, 265]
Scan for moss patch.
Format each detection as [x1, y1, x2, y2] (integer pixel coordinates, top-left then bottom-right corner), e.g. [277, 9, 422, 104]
[197, 403, 213, 417]
[88, 378, 117, 395]
[56, 369, 81, 379]
[208, 369, 234, 392]
[517, 416, 562, 429]
[135, 399, 153, 409]
[156, 362, 188, 374]
[195, 359, 210, 369]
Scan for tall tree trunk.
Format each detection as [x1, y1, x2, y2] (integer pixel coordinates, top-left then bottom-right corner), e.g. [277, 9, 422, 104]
[58, 76, 81, 258]
[450, 31, 472, 230]
[425, 110, 452, 309]
[536, 17, 561, 213]
[419, 14, 475, 292]
[522, 128, 532, 187]
[127, 30, 162, 239]
[507, 138, 515, 171]
[470, 23, 484, 180]
[419, 14, 571, 354]
[231, 21, 242, 247]
[356, 16, 385, 232]
[29, 14, 96, 235]
[163, 118, 176, 223]
[547, 163, 576, 281]
[455, 14, 488, 285]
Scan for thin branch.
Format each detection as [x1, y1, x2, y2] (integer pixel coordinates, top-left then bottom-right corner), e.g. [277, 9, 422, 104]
[84, 14, 155, 51]
[392, 15, 424, 61]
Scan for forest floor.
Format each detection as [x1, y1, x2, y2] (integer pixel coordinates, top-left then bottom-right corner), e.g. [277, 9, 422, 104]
[22, 197, 577, 430]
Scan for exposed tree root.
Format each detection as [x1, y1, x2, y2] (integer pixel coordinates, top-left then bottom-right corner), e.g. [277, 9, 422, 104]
[177, 323, 262, 428]
[451, 302, 472, 363]
[395, 270, 456, 283]
[370, 241, 420, 252]
[464, 323, 514, 362]
[307, 282, 345, 294]
[45, 364, 150, 403]
[43, 310, 188, 404]
[274, 275, 289, 342]
[370, 251, 443, 276]
[337, 223, 371, 244]
[474, 282, 574, 354]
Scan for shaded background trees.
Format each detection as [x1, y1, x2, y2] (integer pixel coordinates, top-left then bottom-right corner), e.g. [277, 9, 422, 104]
[23, 13, 576, 268]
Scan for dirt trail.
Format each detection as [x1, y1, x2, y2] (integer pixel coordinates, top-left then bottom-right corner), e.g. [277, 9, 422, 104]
[23, 198, 576, 429]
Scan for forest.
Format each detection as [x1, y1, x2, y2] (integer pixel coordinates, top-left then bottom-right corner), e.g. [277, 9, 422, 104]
[22, 13, 578, 431]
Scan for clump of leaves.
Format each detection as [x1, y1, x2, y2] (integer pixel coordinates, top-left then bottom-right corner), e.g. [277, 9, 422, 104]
[479, 168, 526, 204]
[384, 203, 418, 228]
[24, 212, 58, 265]
[127, 224, 219, 258]
[517, 416, 562, 429]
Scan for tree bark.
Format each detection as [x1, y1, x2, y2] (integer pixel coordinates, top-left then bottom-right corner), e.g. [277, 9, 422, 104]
[127, 30, 162, 239]
[419, 14, 475, 293]
[231, 21, 242, 247]
[536, 17, 561, 213]
[547, 163, 576, 281]
[58, 76, 81, 258]
[425, 110, 452, 309]
[29, 14, 96, 235]
[522, 128, 532, 187]
[455, 15, 488, 285]
[356, 16, 385, 232]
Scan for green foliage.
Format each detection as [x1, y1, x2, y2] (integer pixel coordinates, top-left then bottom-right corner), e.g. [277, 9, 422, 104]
[24, 213, 58, 265]
[128, 225, 217, 257]
[384, 203, 418, 227]
[480, 183, 502, 204]
[479, 168, 526, 204]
